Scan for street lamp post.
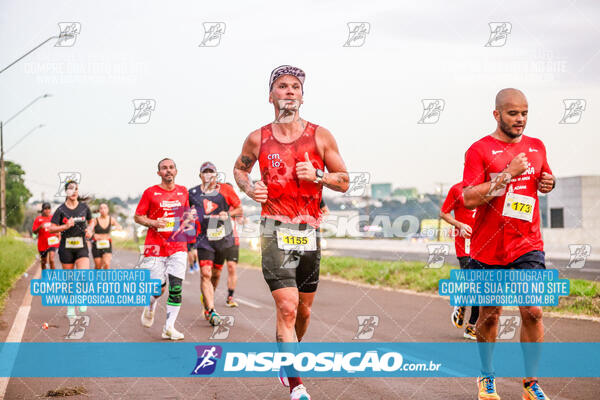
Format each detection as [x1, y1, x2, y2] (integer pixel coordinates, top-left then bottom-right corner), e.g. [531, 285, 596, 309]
[0, 94, 51, 235]
[0, 32, 75, 75]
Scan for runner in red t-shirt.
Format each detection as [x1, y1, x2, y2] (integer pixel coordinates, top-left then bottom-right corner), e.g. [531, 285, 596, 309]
[233, 65, 349, 400]
[32, 202, 60, 270]
[440, 181, 478, 339]
[463, 89, 555, 400]
[134, 158, 191, 341]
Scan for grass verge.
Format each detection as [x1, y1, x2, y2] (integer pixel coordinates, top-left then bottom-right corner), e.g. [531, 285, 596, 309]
[112, 237, 144, 252]
[239, 248, 600, 317]
[0, 229, 37, 312]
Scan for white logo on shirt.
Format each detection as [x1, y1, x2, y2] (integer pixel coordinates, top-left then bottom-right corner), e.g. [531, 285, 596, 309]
[177, 192, 183, 195]
[160, 200, 182, 208]
[492, 150, 503, 155]
[268, 153, 281, 168]
[529, 148, 538, 152]
[154, 192, 161, 195]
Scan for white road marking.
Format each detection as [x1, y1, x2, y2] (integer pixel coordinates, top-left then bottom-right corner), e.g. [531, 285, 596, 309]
[234, 297, 262, 309]
[0, 263, 39, 400]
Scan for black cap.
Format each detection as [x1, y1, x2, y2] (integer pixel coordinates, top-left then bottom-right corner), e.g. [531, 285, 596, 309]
[41, 202, 51, 210]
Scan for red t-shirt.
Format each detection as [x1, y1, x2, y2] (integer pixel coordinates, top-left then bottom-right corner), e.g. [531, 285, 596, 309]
[441, 182, 476, 258]
[463, 135, 552, 265]
[258, 122, 324, 227]
[135, 184, 190, 257]
[32, 215, 60, 252]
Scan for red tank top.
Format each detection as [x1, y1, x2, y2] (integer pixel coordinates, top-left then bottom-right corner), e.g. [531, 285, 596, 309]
[258, 122, 324, 226]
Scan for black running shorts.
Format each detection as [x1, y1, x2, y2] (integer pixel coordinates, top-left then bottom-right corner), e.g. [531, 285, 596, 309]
[260, 218, 321, 293]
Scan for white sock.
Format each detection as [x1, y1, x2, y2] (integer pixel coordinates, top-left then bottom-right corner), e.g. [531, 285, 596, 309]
[165, 304, 180, 329]
[148, 295, 159, 312]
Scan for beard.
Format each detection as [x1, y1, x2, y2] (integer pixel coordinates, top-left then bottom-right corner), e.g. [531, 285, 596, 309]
[499, 114, 523, 139]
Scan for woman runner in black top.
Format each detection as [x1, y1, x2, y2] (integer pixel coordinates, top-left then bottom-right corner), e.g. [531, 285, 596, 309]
[88, 203, 122, 269]
[48, 180, 93, 315]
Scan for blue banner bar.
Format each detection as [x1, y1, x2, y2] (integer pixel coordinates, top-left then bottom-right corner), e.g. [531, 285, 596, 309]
[0, 342, 598, 378]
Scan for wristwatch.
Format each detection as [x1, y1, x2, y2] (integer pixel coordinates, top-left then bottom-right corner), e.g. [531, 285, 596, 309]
[314, 169, 324, 184]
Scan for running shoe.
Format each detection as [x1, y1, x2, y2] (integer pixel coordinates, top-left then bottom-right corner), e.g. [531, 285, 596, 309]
[452, 306, 466, 328]
[208, 310, 222, 326]
[162, 326, 185, 340]
[141, 307, 155, 328]
[477, 376, 501, 400]
[79, 306, 87, 313]
[522, 379, 550, 400]
[193, 262, 200, 272]
[189, 265, 195, 274]
[290, 384, 311, 400]
[464, 325, 477, 340]
[66, 306, 76, 317]
[225, 296, 239, 307]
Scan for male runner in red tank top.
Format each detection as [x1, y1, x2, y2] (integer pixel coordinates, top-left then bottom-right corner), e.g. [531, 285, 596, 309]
[233, 65, 349, 400]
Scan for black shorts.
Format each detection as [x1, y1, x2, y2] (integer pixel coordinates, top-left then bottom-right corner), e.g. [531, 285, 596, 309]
[260, 218, 321, 293]
[457, 256, 471, 269]
[197, 248, 227, 269]
[58, 246, 89, 264]
[224, 245, 239, 263]
[91, 240, 112, 258]
[468, 250, 546, 270]
[187, 242, 195, 252]
[39, 247, 57, 258]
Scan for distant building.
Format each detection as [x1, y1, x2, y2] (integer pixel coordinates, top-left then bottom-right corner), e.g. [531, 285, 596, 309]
[542, 175, 600, 248]
[371, 183, 392, 200]
[392, 187, 418, 199]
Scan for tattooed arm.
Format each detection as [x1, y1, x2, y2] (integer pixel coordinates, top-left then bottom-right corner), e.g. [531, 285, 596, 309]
[233, 130, 268, 203]
[315, 126, 349, 193]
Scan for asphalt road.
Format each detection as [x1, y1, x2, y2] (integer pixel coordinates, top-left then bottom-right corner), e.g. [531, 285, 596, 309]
[1, 248, 599, 399]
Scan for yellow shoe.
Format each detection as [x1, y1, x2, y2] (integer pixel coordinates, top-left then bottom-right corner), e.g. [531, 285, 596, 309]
[522, 379, 550, 400]
[451, 306, 466, 328]
[478, 376, 501, 400]
[225, 296, 238, 307]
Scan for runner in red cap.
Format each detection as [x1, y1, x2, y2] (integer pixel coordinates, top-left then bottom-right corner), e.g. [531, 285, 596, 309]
[32, 202, 59, 270]
[189, 162, 243, 326]
[463, 88, 555, 400]
[233, 65, 349, 400]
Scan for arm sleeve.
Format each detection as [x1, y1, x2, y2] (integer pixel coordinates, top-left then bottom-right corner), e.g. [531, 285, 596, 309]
[441, 186, 457, 213]
[135, 189, 150, 216]
[183, 187, 190, 208]
[32, 217, 41, 231]
[222, 184, 241, 208]
[539, 141, 553, 175]
[463, 145, 486, 187]
[85, 205, 92, 221]
[50, 209, 62, 225]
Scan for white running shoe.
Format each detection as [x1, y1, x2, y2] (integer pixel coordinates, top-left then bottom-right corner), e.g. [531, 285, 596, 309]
[162, 326, 184, 340]
[290, 384, 310, 400]
[141, 307, 155, 328]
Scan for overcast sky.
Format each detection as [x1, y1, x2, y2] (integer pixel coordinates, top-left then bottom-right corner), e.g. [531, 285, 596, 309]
[1, 0, 599, 202]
